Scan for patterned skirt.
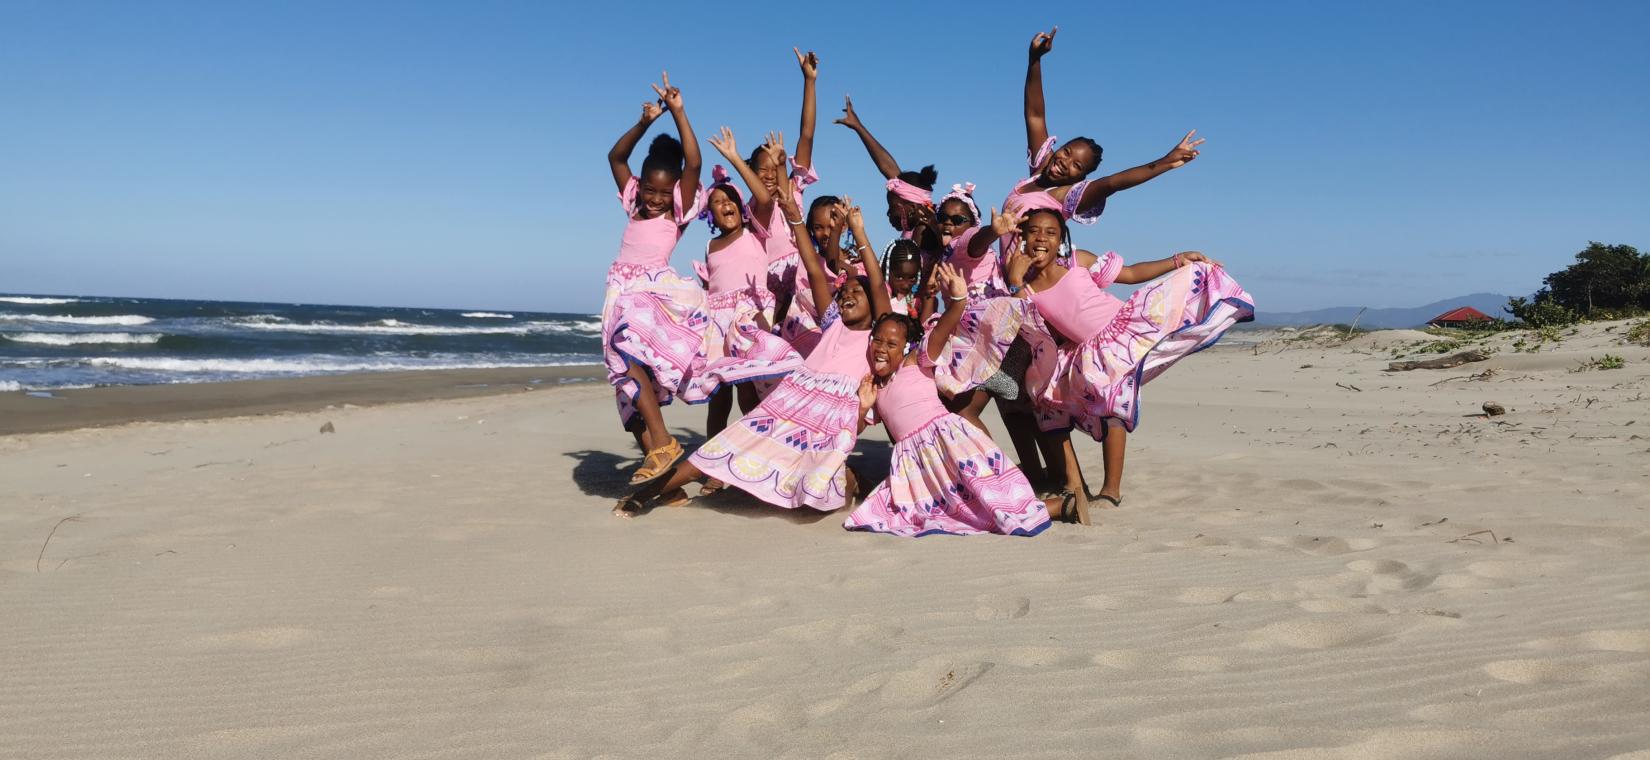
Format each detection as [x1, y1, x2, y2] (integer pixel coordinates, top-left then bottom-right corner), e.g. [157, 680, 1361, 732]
[930, 296, 1031, 397]
[688, 367, 860, 511]
[844, 413, 1050, 537]
[1027, 262, 1254, 439]
[681, 288, 802, 402]
[602, 262, 709, 429]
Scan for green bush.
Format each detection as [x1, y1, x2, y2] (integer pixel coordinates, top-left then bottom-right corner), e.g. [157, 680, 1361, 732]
[1505, 295, 1578, 328]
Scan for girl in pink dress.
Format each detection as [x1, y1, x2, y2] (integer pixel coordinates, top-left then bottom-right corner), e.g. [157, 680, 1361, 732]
[601, 73, 707, 487]
[1002, 208, 1255, 523]
[880, 240, 923, 319]
[1001, 27, 1206, 264]
[616, 201, 895, 518]
[844, 263, 1053, 536]
[681, 130, 806, 479]
[832, 96, 946, 266]
[752, 49, 827, 353]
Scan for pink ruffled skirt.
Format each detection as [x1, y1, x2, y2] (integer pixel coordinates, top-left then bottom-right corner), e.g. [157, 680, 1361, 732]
[601, 262, 709, 428]
[682, 288, 802, 402]
[1027, 262, 1254, 439]
[688, 367, 859, 511]
[844, 413, 1050, 537]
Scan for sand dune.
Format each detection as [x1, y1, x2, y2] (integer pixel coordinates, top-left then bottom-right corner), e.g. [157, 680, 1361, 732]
[3, 321, 1648, 757]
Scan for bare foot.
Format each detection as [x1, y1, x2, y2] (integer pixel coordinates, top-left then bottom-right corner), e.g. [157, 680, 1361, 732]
[1095, 491, 1122, 508]
[699, 478, 726, 496]
[612, 496, 645, 519]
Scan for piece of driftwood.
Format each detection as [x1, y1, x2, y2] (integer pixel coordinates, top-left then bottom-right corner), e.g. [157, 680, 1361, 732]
[1387, 350, 1490, 372]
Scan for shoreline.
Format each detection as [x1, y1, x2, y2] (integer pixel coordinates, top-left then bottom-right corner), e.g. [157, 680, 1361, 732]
[0, 365, 605, 435]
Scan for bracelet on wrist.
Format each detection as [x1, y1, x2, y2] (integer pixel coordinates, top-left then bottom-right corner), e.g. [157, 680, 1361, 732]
[786, 217, 804, 226]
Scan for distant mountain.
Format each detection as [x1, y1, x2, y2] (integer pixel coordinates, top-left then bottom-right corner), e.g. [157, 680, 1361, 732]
[1255, 293, 1512, 328]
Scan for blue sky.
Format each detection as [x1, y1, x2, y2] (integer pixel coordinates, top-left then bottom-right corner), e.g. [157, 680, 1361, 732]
[2, 1, 1647, 314]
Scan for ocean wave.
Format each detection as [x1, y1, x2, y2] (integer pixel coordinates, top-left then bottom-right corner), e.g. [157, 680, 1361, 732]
[0, 380, 20, 392]
[82, 355, 599, 374]
[461, 312, 514, 319]
[228, 317, 597, 336]
[0, 296, 81, 305]
[3, 332, 163, 345]
[0, 313, 154, 326]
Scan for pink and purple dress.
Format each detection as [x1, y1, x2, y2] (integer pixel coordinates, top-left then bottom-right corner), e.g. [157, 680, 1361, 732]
[844, 356, 1049, 537]
[601, 177, 710, 429]
[688, 315, 869, 510]
[757, 162, 827, 353]
[683, 219, 804, 400]
[999, 136, 1105, 263]
[1023, 253, 1254, 439]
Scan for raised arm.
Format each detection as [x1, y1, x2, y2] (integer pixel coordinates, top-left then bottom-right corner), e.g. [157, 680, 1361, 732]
[1024, 28, 1056, 157]
[609, 99, 664, 191]
[1114, 251, 1221, 285]
[781, 181, 835, 313]
[1075, 130, 1204, 213]
[794, 48, 818, 170]
[925, 263, 969, 361]
[968, 207, 1025, 259]
[847, 205, 894, 317]
[833, 95, 901, 180]
[654, 72, 701, 207]
[707, 127, 774, 218]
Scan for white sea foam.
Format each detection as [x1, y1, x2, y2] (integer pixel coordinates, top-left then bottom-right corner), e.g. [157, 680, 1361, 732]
[0, 314, 154, 326]
[3, 332, 163, 345]
[0, 380, 21, 392]
[0, 296, 81, 305]
[83, 355, 599, 374]
[230, 317, 597, 336]
[461, 312, 515, 319]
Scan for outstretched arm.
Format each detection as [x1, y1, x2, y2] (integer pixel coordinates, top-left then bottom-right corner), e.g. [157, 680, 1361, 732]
[1114, 251, 1221, 285]
[708, 127, 773, 215]
[833, 95, 901, 180]
[609, 100, 664, 191]
[653, 72, 701, 207]
[1024, 27, 1056, 158]
[968, 207, 1025, 259]
[794, 48, 818, 170]
[1075, 130, 1204, 213]
[847, 205, 894, 317]
[925, 263, 969, 361]
[782, 180, 835, 313]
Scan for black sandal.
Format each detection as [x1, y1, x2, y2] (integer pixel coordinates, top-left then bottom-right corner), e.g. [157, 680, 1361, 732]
[1096, 494, 1122, 508]
[1057, 490, 1080, 524]
[612, 496, 647, 519]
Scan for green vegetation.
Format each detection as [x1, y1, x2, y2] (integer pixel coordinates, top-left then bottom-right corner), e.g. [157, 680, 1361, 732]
[1574, 354, 1626, 372]
[1626, 319, 1650, 346]
[1505, 242, 1650, 327]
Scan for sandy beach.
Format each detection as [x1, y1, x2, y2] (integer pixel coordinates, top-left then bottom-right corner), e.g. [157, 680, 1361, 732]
[4, 322, 1649, 758]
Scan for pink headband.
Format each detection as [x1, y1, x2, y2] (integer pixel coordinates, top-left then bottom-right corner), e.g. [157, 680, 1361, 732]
[885, 177, 933, 206]
[698, 165, 750, 231]
[939, 182, 981, 222]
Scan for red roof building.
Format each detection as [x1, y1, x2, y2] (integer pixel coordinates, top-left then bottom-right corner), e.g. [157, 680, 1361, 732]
[1428, 306, 1494, 327]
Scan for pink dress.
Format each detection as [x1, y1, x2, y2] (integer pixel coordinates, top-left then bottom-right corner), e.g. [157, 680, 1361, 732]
[689, 315, 869, 510]
[601, 177, 710, 429]
[757, 162, 828, 353]
[682, 223, 804, 401]
[998, 136, 1105, 263]
[844, 356, 1049, 537]
[1023, 253, 1255, 440]
[946, 227, 1008, 300]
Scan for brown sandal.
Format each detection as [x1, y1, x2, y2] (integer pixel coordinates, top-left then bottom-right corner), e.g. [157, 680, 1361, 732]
[628, 438, 683, 485]
[658, 487, 691, 508]
[698, 478, 726, 496]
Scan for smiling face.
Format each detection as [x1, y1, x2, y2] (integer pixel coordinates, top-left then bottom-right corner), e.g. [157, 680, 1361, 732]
[1043, 140, 1101, 184]
[888, 258, 920, 296]
[708, 186, 744, 234]
[937, 198, 974, 241]
[807, 204, 838, 250]
[636, 169, 677, 219]
[835, 277, 873, 327]
[1021, 210, 1064, 270]
[867, 318, 911, 379]
[751, 148, 784, 196]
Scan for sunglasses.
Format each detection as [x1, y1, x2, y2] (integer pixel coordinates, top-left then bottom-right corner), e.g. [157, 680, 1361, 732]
[937, 214, 972, 226]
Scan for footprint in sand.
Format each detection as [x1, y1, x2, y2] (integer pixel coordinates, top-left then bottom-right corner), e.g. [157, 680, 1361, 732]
[1242, 616, 1409, 651]
[1345, 558, 1438, 593]
[878, 657, 993, 706]
[974, 594, 1030, 621]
